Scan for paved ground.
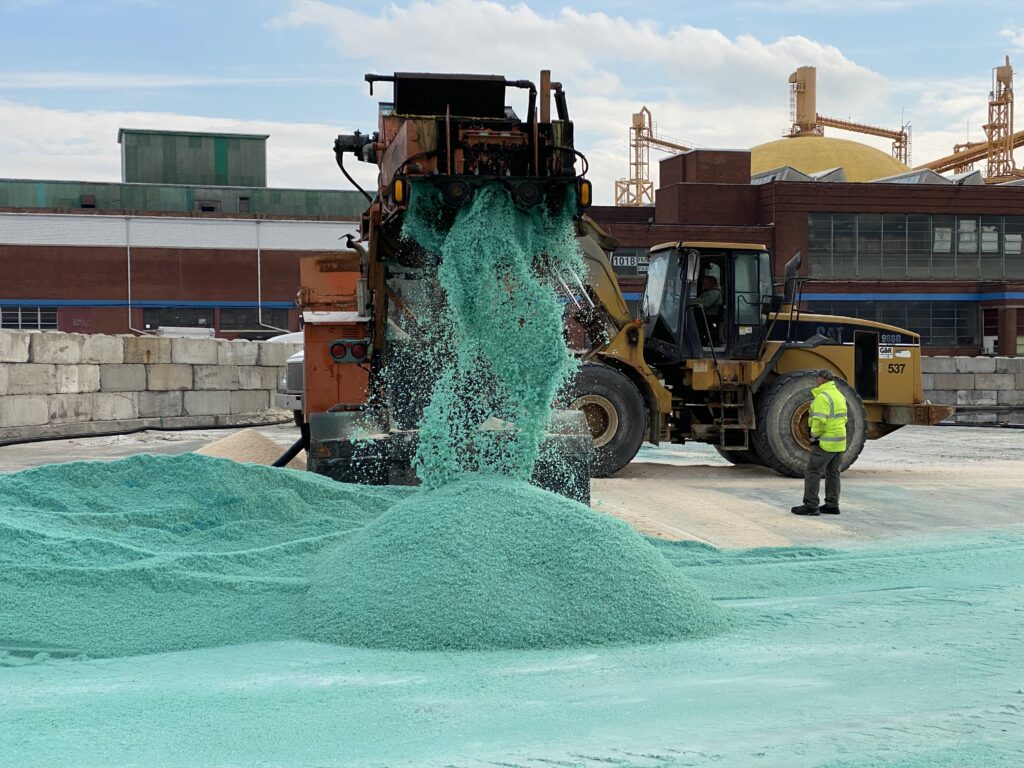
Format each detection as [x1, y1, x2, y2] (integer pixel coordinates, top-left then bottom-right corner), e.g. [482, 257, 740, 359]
[3, 422, 1023, 549]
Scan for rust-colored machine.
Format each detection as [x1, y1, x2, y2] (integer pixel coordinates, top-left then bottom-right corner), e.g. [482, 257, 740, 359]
[296, 71, 592, 498]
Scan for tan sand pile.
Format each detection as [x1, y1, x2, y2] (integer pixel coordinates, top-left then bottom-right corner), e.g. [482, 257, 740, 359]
[195, 428, 305, 469]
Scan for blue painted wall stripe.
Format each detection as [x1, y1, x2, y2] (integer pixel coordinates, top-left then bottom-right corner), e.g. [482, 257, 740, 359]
[0, 299, 294, 309]
[805, 292, 1024, 301]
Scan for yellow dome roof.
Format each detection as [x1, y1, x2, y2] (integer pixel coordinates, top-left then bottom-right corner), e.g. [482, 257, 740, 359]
[751, 136, 908, 182]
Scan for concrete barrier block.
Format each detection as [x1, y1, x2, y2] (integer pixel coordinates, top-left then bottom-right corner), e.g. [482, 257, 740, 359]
[194, 365, 239, 391]
[925, 390, 956, 405]
[258, 342, 302, 367]
[0, 365, 7, 396]
[1017, 373, 1024, 390]
[921, 373, 934, 391]
[974, 373, 1016, 390]
[956, 389, 997, 407]
[81, 335, 124, 364]
[30, 332, 85, 364]
[7, 364, 57, 395]
[230, 389, 270, 414]
[99, 364, 147, 392]
[147, 364, 193, 391]
[92, 392, 139, 421]
[0, 331, 32, 362]
[124, 336, 173, 364]
[56, 364, 101, 394]
[997, 389, 1024, 406]
[48, 393, 94, 424]
[238, 366, 280, 390]
[922, 356, 955, 373]
[996, 357, 1024, 373]
[218, 340, 259, 366]
[955, 357, 996, 373]
[931, 373, 971, 390]
[172, 337, 219, 365]
[0, 394, 49, 427]
[184, 390, 231, 416]
[139, 391, 184, 418]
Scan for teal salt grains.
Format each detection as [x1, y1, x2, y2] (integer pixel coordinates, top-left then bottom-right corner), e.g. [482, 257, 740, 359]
[0, 455, 727, 657]
[400, 183, 583, 487]
[304, 474, 728, 650]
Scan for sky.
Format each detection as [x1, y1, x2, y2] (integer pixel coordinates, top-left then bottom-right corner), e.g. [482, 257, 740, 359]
[1, 0, 1022, 203]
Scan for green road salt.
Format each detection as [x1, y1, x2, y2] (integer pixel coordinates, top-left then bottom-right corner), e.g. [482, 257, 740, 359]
[0, 454, 723, 657]
[401, 183, 582, 487]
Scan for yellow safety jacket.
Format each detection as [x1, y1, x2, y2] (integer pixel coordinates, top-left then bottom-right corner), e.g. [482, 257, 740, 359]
[809, 380, 848, 453]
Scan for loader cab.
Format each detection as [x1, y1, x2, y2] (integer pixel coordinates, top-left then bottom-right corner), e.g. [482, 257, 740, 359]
[641, 242, 773, 364]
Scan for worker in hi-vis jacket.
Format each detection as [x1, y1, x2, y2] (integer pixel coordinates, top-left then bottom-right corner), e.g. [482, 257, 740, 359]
[791, 370, 848, 516]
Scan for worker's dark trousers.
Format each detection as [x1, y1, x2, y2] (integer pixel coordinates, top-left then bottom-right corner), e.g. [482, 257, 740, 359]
[803, 444, 843, 507]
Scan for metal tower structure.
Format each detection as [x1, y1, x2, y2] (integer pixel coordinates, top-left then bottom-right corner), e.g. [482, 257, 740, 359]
[918, 56, 1024, 182]
[614, 106, 690, 207]
[787, 67, 911, 165]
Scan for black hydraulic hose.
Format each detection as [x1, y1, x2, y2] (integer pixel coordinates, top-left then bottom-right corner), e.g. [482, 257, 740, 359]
[336, 150, 373, 204]
[272, 435, 307, 467]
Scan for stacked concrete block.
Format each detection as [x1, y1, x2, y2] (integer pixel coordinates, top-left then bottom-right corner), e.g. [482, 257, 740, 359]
[81, 335, 124, 364]
[922, 356, 1023, 410]
[139, 391, 184, 418]
[1, 330, 303, 439]
[193, 365, 239, 391]
[30, 332, 84, 364]
[147, 364, 193, 391]
[0, 331, 31, 363]
[124, 336, 172, 364]
[99, 364, 147, 392]
[171, 337, 218, 365]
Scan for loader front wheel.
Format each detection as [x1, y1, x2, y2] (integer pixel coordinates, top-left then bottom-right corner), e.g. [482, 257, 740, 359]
[568, 363, 647, 477]
[753, 371, 867, 478]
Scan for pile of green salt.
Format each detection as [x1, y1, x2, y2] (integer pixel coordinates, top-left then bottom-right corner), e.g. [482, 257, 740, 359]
[0, 454, 726, 658]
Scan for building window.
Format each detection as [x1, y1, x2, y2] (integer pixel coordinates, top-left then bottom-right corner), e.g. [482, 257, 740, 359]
[808, 213, 1024, 280]
[238, 196, 251, 213]
[806, 300, 980, 348]
[80, 194, 96, 209]
[196, 200, 220, 213]
[142, 307, 214, 331]
[1, 306, 58, 330]
[219, 308, 290, 339]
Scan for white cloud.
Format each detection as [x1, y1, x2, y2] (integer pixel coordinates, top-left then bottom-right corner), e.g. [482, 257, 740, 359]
[0, 98, 379, 191]
[1001, 26, 1024, 51]
[0, 72, 344, 89]
[1, 1, 1015, 203]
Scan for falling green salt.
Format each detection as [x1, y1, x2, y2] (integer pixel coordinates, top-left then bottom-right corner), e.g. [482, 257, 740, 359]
[401, 182, 582, 488]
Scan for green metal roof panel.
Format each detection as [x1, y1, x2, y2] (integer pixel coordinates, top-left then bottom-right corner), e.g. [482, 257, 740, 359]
[0, 179, 367, 218]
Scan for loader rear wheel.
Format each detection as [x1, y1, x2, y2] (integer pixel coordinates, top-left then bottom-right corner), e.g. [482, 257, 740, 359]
[753, 371, 867, 478]
[714, 445, 764, 466]
[568, 363, 646, 478]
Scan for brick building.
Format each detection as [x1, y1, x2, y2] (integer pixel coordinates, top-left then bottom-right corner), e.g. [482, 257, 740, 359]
[0, 130, 365, 339]
[589, 148, 1024, 355]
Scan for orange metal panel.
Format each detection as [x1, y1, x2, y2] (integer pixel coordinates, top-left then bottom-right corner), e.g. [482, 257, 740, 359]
[303, 323, 369, 415]
[299, 252, 361, 310]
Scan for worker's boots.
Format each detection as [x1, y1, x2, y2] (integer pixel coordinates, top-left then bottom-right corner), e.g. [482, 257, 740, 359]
[790, 504, 820, 516]
[819, 504, 841, 515]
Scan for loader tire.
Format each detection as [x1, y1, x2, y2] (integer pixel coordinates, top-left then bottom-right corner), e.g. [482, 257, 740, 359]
[568, 363, 646, 478]
[753, 371, 867, 478]
[714, 445, 764, 466]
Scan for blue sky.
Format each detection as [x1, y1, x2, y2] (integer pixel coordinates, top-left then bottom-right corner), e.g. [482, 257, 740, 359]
[1, 0, 1022, 200]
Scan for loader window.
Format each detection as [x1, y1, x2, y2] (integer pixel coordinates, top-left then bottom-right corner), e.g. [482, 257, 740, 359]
[733, 252, 761, 325]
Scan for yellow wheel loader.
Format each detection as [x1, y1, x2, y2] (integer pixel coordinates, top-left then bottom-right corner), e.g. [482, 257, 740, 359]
[567, 220, 954, 477]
